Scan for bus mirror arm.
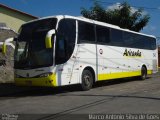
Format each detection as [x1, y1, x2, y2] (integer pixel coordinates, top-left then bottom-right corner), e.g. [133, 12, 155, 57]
[2, 37, 14, 55]
[2, 43, 6, 55]
[13, 37, 18, 41]
[45, 29, 56, 48]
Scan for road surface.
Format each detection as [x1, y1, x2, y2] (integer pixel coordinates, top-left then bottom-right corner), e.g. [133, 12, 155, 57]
[0, 72, 160, 120]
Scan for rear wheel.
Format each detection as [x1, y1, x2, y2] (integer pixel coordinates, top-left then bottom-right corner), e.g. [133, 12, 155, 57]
[81, 69, 93, 91]
[141, 66, 147, 80]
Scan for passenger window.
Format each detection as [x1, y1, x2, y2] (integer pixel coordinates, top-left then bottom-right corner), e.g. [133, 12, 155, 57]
[150, 38, 156, 50]
[110, 29, 124, 46]
[78, 21, 95, 43]
[123, 32, 136, 48]
[96, 25, 110, 44]
[55, 19, 76, 65]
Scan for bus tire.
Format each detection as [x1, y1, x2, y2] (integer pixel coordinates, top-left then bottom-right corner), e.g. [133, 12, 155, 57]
[81, 69, 93, 91]
[141, 66, 147, 80]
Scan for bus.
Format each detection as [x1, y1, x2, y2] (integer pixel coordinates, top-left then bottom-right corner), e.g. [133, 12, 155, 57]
[4, 15, 158, 90]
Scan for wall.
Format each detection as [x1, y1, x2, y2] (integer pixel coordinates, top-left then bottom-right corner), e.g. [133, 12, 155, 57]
[0, 5, 37, 83]
[0, 7, 36, 32]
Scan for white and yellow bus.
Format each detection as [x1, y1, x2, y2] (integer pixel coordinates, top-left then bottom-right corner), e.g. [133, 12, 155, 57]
[6, 15, 158, 90]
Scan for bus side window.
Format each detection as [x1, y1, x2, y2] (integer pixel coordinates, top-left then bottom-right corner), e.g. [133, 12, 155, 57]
[78, 21, 95, 43]
[55, 19, 76, 65]
[110, 28, 124, 46]
[56, 38, 66, 64]
[96, 25, 110, 44]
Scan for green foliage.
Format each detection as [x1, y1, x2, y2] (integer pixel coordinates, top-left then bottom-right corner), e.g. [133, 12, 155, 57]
[81, 1, 150, 32]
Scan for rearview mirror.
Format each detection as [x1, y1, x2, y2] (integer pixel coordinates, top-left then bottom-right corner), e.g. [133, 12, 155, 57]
[45, 30, 55, 48]
[2, 38, 14, 55]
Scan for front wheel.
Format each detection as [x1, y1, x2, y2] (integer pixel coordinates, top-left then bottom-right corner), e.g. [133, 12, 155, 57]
[81, 70, 93, 91]
[141, 66, 147, 80]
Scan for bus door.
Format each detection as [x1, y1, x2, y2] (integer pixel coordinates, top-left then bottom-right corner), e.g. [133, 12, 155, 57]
[97, 44, 106, 81]
[96, 25, 110, 81]
[55, 19, 77, 86]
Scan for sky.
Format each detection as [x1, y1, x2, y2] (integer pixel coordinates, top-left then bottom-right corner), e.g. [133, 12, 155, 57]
[0, 0, 160, 44]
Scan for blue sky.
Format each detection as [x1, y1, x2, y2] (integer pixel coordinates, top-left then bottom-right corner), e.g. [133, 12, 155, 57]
[0, 0, 160, 43]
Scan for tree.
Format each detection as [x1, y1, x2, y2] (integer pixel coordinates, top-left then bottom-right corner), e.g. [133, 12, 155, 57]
[81, 1, 150, 32]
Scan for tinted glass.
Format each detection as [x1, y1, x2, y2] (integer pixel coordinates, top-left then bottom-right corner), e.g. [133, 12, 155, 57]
[124, 31, 156, 50]
[149, 38, 156, 50]
[19, 18, 57, 42]
[78, 21, 95, 43]
[96, 25, 110, 44]
[55, 19, 76, 65]
[14, 18, 57, 69]
[110, 29, 124, 46]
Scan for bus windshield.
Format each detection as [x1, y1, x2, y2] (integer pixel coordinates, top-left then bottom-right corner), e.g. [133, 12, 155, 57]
[14, 18, 57, 69]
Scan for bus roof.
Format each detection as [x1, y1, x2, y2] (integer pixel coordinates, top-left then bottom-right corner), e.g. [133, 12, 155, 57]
[23, 15, 156, 39]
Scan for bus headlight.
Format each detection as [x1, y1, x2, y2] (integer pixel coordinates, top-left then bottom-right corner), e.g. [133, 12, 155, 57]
[15, 74, 22, 78]
[38, 72, 53, 78]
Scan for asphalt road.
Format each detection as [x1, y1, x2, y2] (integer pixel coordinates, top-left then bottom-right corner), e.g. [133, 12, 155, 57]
[0, 72, 160, 120]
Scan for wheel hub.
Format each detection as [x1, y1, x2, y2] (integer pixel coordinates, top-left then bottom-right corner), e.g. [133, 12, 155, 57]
[84, 75, 90, 86]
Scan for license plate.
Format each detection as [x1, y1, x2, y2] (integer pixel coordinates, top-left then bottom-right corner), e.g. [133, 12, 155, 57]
[25, 80, 32, 85]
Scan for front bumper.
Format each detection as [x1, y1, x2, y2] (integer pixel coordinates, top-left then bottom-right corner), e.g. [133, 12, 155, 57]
[15, 73, 57, 87]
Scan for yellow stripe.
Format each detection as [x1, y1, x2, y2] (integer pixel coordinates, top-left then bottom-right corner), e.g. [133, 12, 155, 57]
[15, 73, 57, 87]
[147, 70, 152, 75]
[98, 70, 152, 81]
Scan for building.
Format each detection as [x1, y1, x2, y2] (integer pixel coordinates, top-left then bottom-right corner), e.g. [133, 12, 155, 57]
[0, 3, 38, 33]
[0, 4, 38, 83]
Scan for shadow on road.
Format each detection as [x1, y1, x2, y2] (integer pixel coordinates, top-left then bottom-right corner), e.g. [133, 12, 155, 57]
[0, 76, 150, 98]
[0, 83, 76, 98]
[0, 69, 159, 99]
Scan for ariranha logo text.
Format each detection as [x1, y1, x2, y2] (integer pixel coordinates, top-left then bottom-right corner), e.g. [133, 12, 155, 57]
[123, 49, 142, 57]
